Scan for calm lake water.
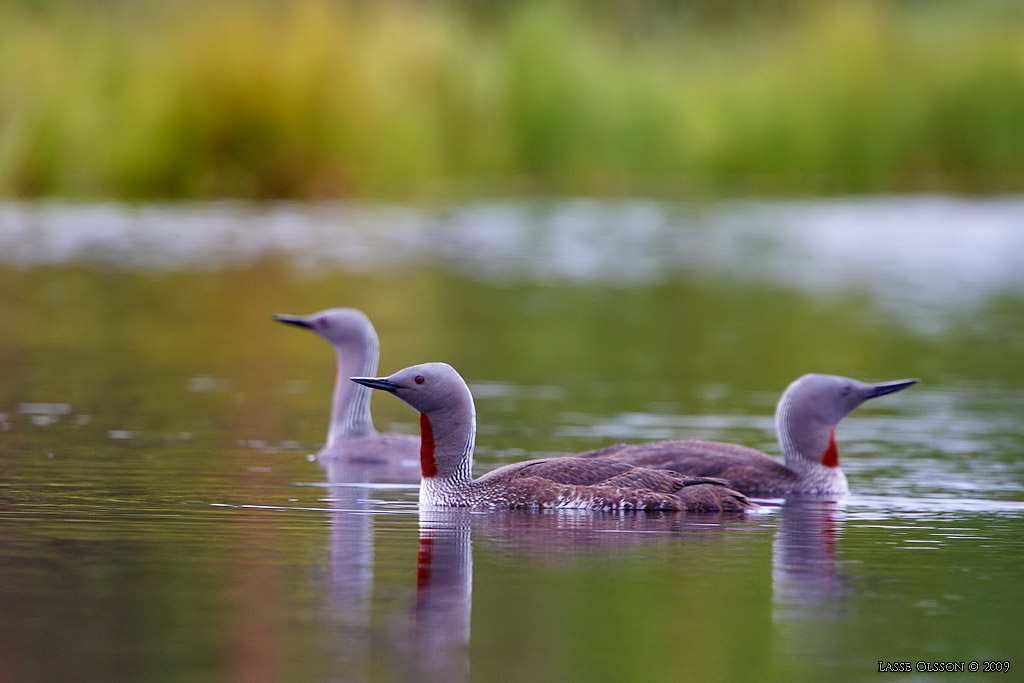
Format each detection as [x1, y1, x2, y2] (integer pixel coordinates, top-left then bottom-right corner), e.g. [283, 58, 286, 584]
[1, 197, 1023, 681]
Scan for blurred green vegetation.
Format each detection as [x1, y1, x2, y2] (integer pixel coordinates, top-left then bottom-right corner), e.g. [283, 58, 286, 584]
[1, 0, 1023, 199]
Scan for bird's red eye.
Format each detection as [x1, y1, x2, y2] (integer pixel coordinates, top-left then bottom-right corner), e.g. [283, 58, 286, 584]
[415, 375, 425, 384]
[317, 316, 328, 327]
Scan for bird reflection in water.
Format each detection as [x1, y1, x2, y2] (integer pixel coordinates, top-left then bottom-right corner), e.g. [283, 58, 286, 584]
[320, 451, 848, 683]
[317, 456, 417, 680]
[407, 508, 754, 682]
[771, 496, 850, 664]
[321, 466, 758, 682]
[412, 510, 473, 682]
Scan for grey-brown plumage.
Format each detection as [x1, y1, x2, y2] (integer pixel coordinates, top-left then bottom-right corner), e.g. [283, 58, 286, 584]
[471, 457, 751, 512]
[579, 440, 800, 496]
[352, 362, 754, 513]
[578, 374, 918, 496]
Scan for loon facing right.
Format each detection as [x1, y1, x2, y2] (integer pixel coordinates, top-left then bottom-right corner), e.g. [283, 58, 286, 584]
[579, 374, 918, 497]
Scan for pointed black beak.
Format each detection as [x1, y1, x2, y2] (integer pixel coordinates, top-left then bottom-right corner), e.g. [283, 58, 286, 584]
[351, 376, 401, 393]
[866, 378, 918, 399]
[273, 314, 312, 330]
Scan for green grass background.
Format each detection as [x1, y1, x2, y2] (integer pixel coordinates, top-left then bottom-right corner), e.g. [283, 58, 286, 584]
[2, 0, 1023, 200]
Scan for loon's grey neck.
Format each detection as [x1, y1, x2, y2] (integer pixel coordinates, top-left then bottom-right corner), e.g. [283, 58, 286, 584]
[328, 341, 379, 445]
[774, 388, 849, 494]
[775, 392, 835, 474]
[419, 387, 477, 508]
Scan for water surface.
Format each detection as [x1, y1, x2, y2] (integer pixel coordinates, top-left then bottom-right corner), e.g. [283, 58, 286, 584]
[1, 198, 1022, 681]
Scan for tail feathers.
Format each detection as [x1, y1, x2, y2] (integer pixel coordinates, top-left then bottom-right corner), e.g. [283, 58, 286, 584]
[674, 484, 755, 512]
[669, 474, 755, 511]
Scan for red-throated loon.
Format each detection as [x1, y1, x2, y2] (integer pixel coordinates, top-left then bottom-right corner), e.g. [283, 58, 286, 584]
[352, 362, 754, 512]
[577, 374, 918, 496]
[274, 308, 419, 477]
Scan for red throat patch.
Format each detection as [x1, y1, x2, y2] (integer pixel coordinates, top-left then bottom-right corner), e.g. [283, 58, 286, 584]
[415, 536, 434, 620]
[417, 536, 434, 590]
[419, 413, 438, 478]
[821, 428, 839, 468]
